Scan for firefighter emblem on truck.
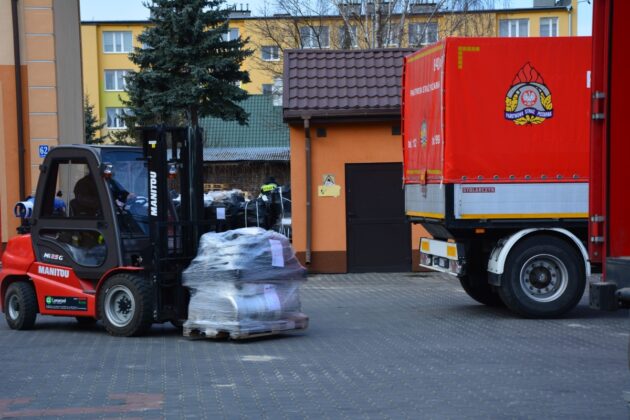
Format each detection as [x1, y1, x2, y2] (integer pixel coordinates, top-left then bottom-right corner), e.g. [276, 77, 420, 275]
[504, 62, 553, 125]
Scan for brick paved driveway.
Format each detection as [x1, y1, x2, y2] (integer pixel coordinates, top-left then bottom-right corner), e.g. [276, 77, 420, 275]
[0, 272, 628, 419]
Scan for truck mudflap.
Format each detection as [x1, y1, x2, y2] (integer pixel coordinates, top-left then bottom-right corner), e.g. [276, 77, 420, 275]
[590, 257, 630, 311]
[419, 238, 465, 276]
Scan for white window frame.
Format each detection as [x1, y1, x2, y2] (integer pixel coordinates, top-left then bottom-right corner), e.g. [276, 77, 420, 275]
[262, 83, 273, 96]
[384, 23, 401, 47]
[540, 17, 559, 37]
[222, 28, 239, 42]
[106, 107, 130, 129]
[300, 26, 330, 49]
[272, 77, 283, 106]
[103, 31, 133, 53]
[409, 22, 438, 46]
[499, 18, 529, 37]
[261, 46, 280, 61]
[104, 70, 129, 91]
[338, 24, 358, 48]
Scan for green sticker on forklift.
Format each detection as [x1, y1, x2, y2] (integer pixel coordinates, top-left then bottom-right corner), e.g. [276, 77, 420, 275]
[45, 296, 88, 311]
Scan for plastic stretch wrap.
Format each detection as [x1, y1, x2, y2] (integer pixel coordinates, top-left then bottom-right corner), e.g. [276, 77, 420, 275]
[183, 228, 308, 338]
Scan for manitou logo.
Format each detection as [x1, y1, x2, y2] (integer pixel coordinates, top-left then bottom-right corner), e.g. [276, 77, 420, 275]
[37, 265, 70, 279]
[150, 170, 158, 216]
[43, 252, 63, 262]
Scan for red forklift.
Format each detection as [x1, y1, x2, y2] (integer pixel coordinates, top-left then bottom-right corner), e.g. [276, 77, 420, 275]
[1, 127, 204, 336]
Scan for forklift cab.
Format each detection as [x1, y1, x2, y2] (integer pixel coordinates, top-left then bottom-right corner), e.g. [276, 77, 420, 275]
[31, 145, 151, 287]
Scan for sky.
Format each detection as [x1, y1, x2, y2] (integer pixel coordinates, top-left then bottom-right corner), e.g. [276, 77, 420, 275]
[79, 0, 593, 35]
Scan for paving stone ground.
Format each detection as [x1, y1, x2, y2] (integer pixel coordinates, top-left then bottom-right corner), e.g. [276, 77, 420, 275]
[0, 272, 628, 419]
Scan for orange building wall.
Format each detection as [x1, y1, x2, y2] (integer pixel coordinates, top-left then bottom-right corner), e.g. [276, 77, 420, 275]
[1, 0, 80, 243]
[290, 121, 427, 272]
[0, 66, 26, 242]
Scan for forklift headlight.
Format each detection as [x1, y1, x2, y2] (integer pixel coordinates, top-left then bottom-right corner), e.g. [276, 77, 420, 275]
[14, 200, 34, 219]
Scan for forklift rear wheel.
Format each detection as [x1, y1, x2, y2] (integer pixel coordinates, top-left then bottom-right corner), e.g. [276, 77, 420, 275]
[497, 235, 585, 318]
[99, 274, 153, 337]
[4, 282, 38, 330]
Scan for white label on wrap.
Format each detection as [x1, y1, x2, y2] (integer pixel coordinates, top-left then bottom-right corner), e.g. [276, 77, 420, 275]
[216, 207, 226, 220]
[264, 284, 281, 312]
[269, 239, 284, 267]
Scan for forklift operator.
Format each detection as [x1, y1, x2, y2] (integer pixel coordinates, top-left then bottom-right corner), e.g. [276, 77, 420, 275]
[71, 174, 100, 217]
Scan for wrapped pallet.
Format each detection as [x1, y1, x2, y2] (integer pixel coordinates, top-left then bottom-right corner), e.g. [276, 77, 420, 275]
[182, 227, 308, 339]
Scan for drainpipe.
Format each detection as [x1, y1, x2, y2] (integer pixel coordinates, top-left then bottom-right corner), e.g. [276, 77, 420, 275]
[303, 116, 312, 265]
[11, 0, 26, 200]
[567, 5, 573, 36]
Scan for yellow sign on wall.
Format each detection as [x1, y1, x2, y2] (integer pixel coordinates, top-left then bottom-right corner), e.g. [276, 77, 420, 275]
[318, 185, 341, 197]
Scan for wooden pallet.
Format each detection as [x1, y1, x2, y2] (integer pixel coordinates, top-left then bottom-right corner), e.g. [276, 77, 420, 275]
[183, 316, 309, 341]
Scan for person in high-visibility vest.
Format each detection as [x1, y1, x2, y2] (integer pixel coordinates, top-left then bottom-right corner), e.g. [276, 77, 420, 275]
[260, 177, 278, 195]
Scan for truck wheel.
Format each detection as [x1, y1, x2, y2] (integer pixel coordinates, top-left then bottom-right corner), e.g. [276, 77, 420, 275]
[459, 275, 504, 307]
[498, 235, 585, 318]
[4, 282, 38, 330]
[98, 273, 153, 337]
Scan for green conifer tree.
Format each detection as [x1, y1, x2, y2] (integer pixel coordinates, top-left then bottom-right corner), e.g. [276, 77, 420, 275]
[84, 96, 108, 144]
[124, 0, 253, 128]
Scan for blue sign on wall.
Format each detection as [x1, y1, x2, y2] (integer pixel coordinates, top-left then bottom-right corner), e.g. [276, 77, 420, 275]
[39, 145, 49, 158]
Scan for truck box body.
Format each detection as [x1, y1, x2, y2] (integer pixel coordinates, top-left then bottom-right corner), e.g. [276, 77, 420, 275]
[589, 0, 630, 290]
[403, 37, 592, 222]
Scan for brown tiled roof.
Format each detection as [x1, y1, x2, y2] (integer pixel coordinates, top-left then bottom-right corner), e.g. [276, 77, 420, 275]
[283, 48, 415, 122]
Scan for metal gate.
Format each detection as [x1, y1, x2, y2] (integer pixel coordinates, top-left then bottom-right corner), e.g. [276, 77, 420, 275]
[346, 163, 411, 272]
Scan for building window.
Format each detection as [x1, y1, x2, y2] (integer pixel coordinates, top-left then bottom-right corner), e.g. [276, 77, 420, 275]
[300, 26, 329, 48]
[338, 25, 358, 48]
[540, 17, 559, 37]
[104, 70, 129, 91]
[409, 22, 438, 46]
[383, 24, 401, 47]
[103, 31, 133, 53]
[272, 78, 283, 106]
[499, 19, 529, 37]
[106, 108, 130, 129]
[262, 84, 273, 96]
[222, 28, 239, 41]
[261, 46, 280, 61]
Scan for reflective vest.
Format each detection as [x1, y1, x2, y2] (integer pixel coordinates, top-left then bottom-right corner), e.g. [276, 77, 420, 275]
[261, 183, 277, 193]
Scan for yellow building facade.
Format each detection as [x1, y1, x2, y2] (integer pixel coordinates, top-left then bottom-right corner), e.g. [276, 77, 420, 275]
[81, 1, 576, 137]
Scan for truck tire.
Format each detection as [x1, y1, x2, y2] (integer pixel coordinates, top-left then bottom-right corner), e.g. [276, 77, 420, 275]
[98, 273, 153, 337]
[4, 282, 38, 330]
[459, 275, 504, 307]
[498, 235, 585, 318]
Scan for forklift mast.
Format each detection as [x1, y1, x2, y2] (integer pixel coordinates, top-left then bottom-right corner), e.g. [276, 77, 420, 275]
[140, 126, 205, 322]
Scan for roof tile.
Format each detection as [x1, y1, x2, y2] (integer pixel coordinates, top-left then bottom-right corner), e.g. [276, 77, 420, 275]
[283, 48, 414, 120]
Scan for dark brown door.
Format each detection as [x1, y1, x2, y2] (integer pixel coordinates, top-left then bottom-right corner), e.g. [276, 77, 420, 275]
[346, 163, 411, 272]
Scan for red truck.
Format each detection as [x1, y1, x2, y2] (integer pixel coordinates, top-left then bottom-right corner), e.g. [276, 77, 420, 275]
[588, 0, 630, 310]
[402, 37, 593, 317]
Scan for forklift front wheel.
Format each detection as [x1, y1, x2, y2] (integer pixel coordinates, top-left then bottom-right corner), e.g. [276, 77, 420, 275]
[98, 274, 153, 337]
[4, 282, 38, 330]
